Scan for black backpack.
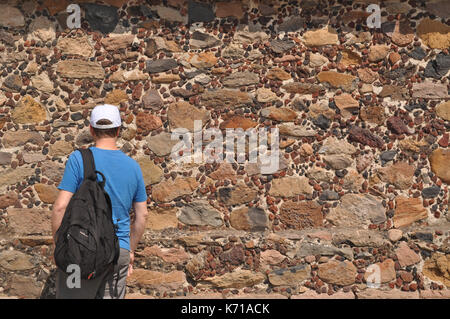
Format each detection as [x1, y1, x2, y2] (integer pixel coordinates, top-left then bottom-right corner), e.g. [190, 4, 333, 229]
[54, 148, 120, 280]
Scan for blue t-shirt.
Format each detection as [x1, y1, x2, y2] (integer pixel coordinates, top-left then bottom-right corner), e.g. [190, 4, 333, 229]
[57, 146, 147, 251]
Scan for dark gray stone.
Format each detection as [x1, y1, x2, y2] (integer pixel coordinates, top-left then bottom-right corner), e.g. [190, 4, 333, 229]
[408, 47, 426, 60]
[421, 185, 440, 198]
[178, 201, 223, 227]
[380, 150, 396, 163]
[381, 21, 396, 35]
[3, 74, 22, 92]
[104, 83, 113, 91]
[405, 100, 427, 112]
[424, 53, 450, 79]
[188, 1, 215, 24]
[247, 207, 268, 231]
[278, 17, 305, 32]
[140, 5, 153, 18]
[146, 59, 178, 73]
[300, 0, 317, 10]
[185, 70, 203, 79]
[312, 114, 330, 130]
[170, 88, 197, 98]
[70, 112, 83, 121]
[384, 64, 416, 84]
[112, 21, 132, 34]
[83, 4, 119, 34]
[259, 4, 276, 16]
[190, 31, 221, 48]
[410, 232, 433, 242]
[319, 190, 339, 201]
[270, 39, 295, 54]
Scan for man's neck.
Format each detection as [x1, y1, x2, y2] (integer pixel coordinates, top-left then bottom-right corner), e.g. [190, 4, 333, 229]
[94, 138, 119, 150]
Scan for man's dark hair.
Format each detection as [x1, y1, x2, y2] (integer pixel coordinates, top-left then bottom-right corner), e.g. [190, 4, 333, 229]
[92, 119, 120, 138]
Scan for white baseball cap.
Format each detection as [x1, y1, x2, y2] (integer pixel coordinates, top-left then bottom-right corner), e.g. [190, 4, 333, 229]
[90, 104, 122, 129]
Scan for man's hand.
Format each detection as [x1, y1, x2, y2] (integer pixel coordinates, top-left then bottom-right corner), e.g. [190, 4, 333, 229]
[127, 251, 134, 277]
[128, 201, 148, 277]
[52, 190, 73, 241]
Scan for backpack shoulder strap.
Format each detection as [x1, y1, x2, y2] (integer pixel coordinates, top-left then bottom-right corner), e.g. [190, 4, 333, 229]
[77, 148, 97, 181]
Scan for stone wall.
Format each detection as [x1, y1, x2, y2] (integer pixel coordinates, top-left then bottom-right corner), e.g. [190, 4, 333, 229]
[0, 0, 449, 299]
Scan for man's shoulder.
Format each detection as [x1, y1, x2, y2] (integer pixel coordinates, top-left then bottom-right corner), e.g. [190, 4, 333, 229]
[115, 152, 141, 170]
[67, 149, 82, 162]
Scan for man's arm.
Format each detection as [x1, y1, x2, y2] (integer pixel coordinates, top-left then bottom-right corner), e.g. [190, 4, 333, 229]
[51, 190, 74, 242]
[129, 201, 148, 252]
[128, 201, 148, 277]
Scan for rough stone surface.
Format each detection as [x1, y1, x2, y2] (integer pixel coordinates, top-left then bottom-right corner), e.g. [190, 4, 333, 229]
[303, 27, 339, 46]
[318, 260, 357, 286]
[222, 72, 259, 87]
[327, 194, 386, 228]
[412, 82, 449, 99]
[348, 126, 384, 149]
[230, 207, 268, 231]
[356, 289, 419, 299]
[395, 242, 421, 267]
[138, 157, 163, 186]
[268, 265, 311, 286]
[146, 132, 182, 157]
[0, 251, 34, 271]
[168, 101, 210, 132]
[417, 18, 450, 50]
[57, 36, 94, 57]
[422, 253, 450, 287]
[429, 149, 450, 184]
[375, 162, 415, 190]
[0, 167, 35, 190]
[218, 182, 258, 206]
[393, 197, 428, 228]
[317, 71, 357, 92]
[269, 176, 313, 197]
[56, 60, 105, 79]
[178, 201, 223, 227]
[388, 229, 403, 242]
[34, 183, 58, 204]
[2, 131, 44, 147]
[436, 101, 450, 121]
[279, 201, 323, 230]
[128, 269, 185, 291]
[0, 5, 25, 27]
[364, 259, 396, 284]
[368, 45, 390, 62]
[11, 96, 47, 124]
[201, 270, 265, 289]
[332, 229, 389, 248]
[200, 89, 252, 109]
[7, 208, 51, 235]
[152, 177, 199, 202]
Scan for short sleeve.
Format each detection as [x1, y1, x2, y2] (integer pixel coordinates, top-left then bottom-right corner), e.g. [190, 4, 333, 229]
[57, 151, 83, 193]
[133, 163, 148, 203]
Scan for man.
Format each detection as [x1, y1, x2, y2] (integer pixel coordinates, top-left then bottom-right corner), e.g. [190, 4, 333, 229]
[52, 104, 148, 299]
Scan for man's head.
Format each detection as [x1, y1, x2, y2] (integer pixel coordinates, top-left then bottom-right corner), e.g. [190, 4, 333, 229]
[89, 104, 121, 139]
